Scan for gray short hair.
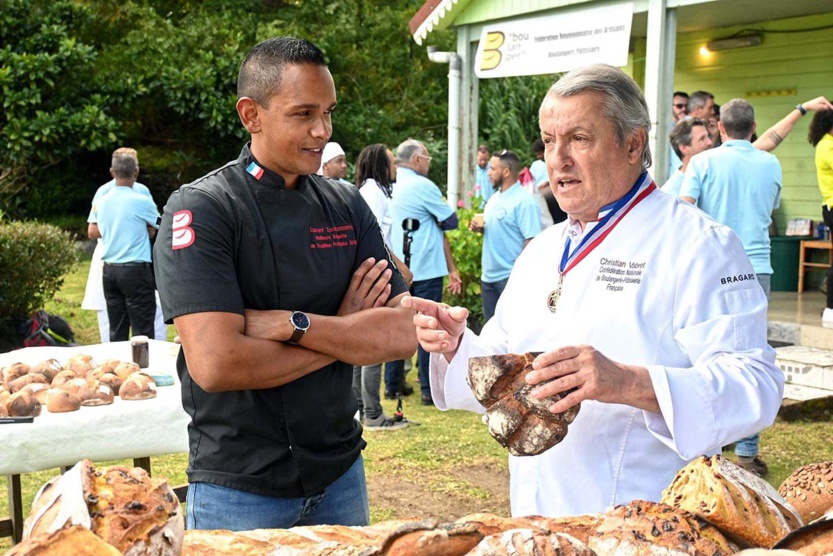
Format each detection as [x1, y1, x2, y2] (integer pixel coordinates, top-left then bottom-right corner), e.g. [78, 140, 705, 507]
[687, 91, 713, 114]
[395, 138, 424, 165]
[543, 64, 651, 170]
[111, 152, 137, 179]
[720, 98, 755, 139]
[669, 118, 707, 159]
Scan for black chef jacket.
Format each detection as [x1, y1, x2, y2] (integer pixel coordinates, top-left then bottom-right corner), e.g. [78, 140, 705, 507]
[154, 144, 408, 497]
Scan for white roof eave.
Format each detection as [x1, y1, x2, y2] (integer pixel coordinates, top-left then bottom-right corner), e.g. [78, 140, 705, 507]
[413, 0, 461, 45]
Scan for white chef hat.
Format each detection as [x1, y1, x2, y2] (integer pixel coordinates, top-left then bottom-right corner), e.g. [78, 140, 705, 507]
[318, 142, 345, 175]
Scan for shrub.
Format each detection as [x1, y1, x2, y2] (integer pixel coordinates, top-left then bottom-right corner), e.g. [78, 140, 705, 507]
[445, 205, 484, 332]
[0, 221, 79, 349]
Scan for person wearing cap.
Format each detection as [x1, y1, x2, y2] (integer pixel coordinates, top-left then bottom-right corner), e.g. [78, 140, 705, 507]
[319, 141, 351, 186]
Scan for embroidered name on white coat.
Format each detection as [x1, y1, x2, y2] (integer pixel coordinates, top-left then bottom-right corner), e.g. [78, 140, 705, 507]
[596, 257, 646, 292]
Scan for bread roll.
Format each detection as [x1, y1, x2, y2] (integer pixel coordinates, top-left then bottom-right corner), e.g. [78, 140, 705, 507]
[58, 377, 91, 397]
[46, 388, 81, 413]
[50, 369, 78, 388]
[99, 359, 121, 374]
[0, 399, 8, 417]
[87, 365, 110, 381]
[98, 373, 123, 396]
[9, 372, 48, 393]
[779, 461, 833, 524]
[22, 382, 49, 405]
[6, 524, 122, 556]
[114, 361, 141, 381]
[30, 359, 63, 382]
[120, 372, 157, 400]
[65, 354, 95, 377]
[78, 382, 115, 406]
[772, 513, 833, 556]
[7, 390, 42, 417]
[0, 384, 10, 406]
[468, 353, 579, 456]
[662, 454, 802, 548]
[3, 362, 30, 384]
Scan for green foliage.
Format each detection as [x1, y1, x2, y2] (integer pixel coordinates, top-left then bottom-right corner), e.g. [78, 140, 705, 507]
[0, 0, 120, 216]
[445, 206, 484, 330]
[0, 220, 79, 348]
[479, 75, 557, 165]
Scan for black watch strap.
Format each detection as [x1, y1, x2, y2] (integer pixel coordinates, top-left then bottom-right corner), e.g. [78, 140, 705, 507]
[288, 326, 306, 344]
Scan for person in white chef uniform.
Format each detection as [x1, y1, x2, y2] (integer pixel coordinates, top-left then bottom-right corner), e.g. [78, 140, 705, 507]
[403, 64, 783, 518]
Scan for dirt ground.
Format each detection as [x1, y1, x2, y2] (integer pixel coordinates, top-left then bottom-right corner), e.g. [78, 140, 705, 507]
[366, 462, 511, 523]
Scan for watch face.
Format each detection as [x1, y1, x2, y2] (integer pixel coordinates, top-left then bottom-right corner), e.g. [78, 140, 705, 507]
[291, 311, 310, 330]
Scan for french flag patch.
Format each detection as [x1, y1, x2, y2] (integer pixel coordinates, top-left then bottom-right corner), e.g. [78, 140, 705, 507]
[246, 161, 264, 180]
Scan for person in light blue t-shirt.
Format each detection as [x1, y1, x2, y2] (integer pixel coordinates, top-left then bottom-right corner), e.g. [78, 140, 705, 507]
[475, 144, 492, 204]
[390, 138, 461, 406]
[680, 98, 781, 478]
[661, 118, 712, 197]
[88, 150, 160, 341]
[470, 149, 540, 322]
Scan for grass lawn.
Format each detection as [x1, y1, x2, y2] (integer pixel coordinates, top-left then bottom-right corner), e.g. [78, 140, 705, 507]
[1, 255, 831, 551]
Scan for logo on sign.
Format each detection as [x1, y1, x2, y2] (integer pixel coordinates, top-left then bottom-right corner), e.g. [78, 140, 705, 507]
[172, 210, 195, 250]
[480, 32, 505, 71]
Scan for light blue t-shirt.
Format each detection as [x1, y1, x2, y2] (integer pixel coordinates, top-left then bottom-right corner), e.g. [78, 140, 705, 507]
[476, 165, 493, 204]
[661, 168, 685, 197]
[88, 179, 152, 223]
[390, 168, 455, 281]
[482, 182, 541, 282]
[680, 140, 781, 274]
[93, 186, 160, 264]
[530, 159, 548, 188]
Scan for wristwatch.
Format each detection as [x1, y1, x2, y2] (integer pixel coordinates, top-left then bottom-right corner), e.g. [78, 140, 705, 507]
[287, 311, 310, 345]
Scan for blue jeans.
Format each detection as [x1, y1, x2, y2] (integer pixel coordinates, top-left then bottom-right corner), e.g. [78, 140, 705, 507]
[384, 359, 405, 394]
[186, 455, 369, 530]
[481, 278, 509, 323]
[410, 277, 444, 399]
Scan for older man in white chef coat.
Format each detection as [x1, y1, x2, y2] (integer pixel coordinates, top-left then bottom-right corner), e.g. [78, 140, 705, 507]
[403, 64, 783, 518]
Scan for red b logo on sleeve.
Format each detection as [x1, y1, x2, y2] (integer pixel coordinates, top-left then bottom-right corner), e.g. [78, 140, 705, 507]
[172, 210, 195, 250]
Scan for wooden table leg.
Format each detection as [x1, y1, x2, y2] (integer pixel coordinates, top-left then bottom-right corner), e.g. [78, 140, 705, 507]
[133, 457, 151, 476]
[7, 474, 23, 543]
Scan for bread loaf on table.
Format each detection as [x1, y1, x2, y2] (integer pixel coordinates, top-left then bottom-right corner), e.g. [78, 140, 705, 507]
[772, 511, 833, 556]
[30, 358, 63, 382]
[45, 388, 81, 413]
[182, 529, 282, 555]
[2, 362, 30, 384]
[661, 454, 802, 548]
[6, 525, 122, 556]
[120, 372, 158, 400]
[778, 461, 833, 524]
[7, 390, 42, 416]
[468, 353, 580, 456]
[466, 528, 597, 556]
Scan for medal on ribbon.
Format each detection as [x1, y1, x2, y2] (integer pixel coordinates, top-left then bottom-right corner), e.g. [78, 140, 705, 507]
[547, 172, 656, 313]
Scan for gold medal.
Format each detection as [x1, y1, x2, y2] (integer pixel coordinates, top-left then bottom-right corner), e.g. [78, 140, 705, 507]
[547, 275, 563, 313]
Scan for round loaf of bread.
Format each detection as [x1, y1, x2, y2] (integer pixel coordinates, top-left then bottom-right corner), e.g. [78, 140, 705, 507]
[65, 354, 95, 377]
[0, 401, 7, 417]
[46, 388, 81, 413]
[779, 462, 833, 524]
[79, 382, 115, 406]
[87, 365, 109, 381]
[98, 373, 122, 395]
[58, 377, 90, 397]
[30, 359, 63, 382]
[50, 370, 78, 388]
[114, 361, 141, 381]
[100, 359, 121, 374]
[9, 372, 48, 393]
[7, 391, 42, 417]
[468, 353, 580, 456]
[120, 372, 157, 400]
[21, 382, 49, 405]
[0, 385, 9, 407]
[2, 362, 30, 384]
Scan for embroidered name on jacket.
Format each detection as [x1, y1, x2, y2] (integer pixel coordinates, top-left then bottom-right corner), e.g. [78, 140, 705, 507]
[309, 224, 357, 250]
[720, 273, 757, 285]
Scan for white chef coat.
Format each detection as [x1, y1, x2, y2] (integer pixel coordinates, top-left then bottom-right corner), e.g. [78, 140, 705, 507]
[429, 184, 783, 518]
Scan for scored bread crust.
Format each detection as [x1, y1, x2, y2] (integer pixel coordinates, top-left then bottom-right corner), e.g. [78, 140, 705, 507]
[181, 529, 279, 556]
[661, 455, 802, 548]
[468, 353, 580, 456]
[6, 525, 122, 556]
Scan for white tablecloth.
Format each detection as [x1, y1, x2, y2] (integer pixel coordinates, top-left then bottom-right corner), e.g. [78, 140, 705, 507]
[0, 340, 189, 475]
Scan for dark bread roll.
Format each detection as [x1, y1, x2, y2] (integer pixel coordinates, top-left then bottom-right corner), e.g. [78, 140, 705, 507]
[46, 388, 81, 413]
[30, 359, 63, 382]
[98, 373, 123, 396]
[9, 372, 48, 393]
[3, 362, 30, 384]
[120, 372, 157, 400]
[78, 381, 115, 406]
[468, 353, 580, 456]
[778, 461, 833, 524]
[7, 390, 42, 417]
[114, 361, 141, 381]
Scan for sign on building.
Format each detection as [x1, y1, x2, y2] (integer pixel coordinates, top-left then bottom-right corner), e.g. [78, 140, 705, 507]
[474, 3, 633, 79]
